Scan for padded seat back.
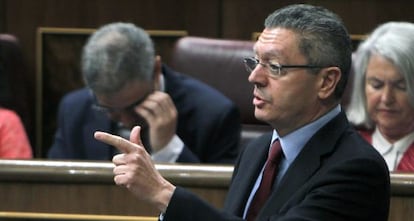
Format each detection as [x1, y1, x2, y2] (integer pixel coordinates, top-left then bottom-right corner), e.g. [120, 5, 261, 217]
[170, 36, 265, 125]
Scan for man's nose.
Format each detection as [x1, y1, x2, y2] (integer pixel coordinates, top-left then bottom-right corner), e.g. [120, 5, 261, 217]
[108, 111, 134, 126]
[248, 65, 268, 86]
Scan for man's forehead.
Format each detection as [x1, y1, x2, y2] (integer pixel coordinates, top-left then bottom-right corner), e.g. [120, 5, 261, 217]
[254, 28, 297, 56]
[258, 28, 282, 44]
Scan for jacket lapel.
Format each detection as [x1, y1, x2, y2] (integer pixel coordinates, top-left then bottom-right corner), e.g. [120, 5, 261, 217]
[224, 133, 272, 216]
[83, 107, 113, 159]
[257, 112, 350, 219]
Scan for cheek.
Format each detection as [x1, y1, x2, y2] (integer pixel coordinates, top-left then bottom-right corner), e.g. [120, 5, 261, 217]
[398, 95, 414, 117]
[365, 87, 379, 111]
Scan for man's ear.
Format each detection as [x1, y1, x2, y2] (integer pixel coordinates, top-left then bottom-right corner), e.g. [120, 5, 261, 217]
[318, 67, 341, 99]
[153, 56, 162, 89]
[153, 56, 162, 77]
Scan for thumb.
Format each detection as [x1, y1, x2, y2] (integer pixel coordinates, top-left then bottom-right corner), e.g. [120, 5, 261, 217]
[130, 126, 144, 146]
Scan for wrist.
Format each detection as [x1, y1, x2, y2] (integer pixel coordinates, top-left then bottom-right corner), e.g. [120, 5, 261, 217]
[154, 180, 176, 213]
[152, 133, 175, 152]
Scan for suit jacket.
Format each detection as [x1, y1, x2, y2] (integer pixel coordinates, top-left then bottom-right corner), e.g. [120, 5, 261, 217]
[164, 111, 390, 220]
[48, 65, 241, 163]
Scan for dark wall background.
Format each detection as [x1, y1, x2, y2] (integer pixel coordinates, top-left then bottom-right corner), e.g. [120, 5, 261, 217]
[0, 0, 412, 157]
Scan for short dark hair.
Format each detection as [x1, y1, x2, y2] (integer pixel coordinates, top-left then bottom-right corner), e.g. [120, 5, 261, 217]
[82, 22, 155, 95]
[264, 4, 352, 100]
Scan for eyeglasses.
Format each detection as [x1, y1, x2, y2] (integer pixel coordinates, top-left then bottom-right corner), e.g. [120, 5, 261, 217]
[243, 57, 326, 77]
[93, 91, 152, 114]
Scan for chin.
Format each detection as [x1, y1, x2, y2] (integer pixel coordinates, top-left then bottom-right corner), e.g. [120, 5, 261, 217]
[254, 111, 268, 123]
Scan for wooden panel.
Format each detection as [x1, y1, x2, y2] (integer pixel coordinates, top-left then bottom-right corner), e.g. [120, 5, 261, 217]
[308, 0, 414, 34]
[389, 197, 414, 221]
[35, 28, 187, 157]
[0, 212, 156, 221]
[0, 160, 413, 220]
[0, 160, 230, 216]
[222, 0, 414, 39]
[221, 0, 289, 39]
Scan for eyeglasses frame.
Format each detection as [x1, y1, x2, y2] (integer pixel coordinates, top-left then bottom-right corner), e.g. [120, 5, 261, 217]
[243, 57, 327, 77]
[92, 91, 153, 114]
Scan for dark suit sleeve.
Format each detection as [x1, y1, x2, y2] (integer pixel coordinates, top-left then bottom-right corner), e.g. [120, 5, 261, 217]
[204, 104, 241, 164]
[176, 104, 241, 163]
[47, 89, 121, 160]
[176, 146, 200, 163]
[163, 67, 242, 164]
[269, 156, 390, 221]
[163, 187, 243, 221]
[47, 94, 77, 159]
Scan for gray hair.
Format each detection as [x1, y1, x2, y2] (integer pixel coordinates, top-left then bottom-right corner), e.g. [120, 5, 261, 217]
[346, 22, 414, 129]
[82, 22, 155, 94]
[264, 4, 352, 100]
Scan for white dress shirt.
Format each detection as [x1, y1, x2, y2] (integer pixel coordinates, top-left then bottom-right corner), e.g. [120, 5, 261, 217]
[371, 128, 414, 171]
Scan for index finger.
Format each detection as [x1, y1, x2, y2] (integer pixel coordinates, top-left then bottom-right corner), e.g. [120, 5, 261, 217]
[94, 131, 137, 154]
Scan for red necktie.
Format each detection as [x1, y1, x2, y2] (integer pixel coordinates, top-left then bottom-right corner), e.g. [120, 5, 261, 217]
[246, 139, 283, 221]
[397, 145, 414, 171]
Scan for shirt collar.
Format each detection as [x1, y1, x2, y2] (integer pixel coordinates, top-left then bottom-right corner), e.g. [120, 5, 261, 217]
[373, 127, 414, 155]
[271, 105, 341, 163]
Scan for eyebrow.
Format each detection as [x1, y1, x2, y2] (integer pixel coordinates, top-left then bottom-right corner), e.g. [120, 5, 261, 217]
[366, 76, 405, 83]
[252, 47, 282, 61]
[366, 77, 406, 87]
[94, 91, 151, 111]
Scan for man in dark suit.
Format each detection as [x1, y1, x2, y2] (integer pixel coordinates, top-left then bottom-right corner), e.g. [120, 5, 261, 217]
[48, 22, 241, 163]
[95, 4, 390, 220]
